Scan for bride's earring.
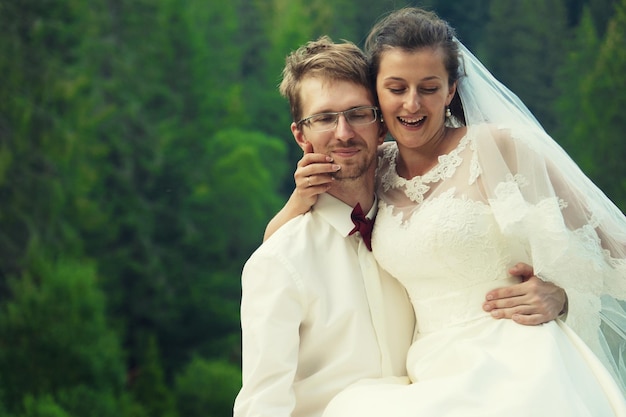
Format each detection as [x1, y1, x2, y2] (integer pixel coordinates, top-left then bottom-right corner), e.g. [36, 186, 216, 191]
[445, 107, 452, 118]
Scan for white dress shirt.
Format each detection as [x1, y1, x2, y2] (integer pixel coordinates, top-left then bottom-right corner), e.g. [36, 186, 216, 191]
[234, 193, 415, 417]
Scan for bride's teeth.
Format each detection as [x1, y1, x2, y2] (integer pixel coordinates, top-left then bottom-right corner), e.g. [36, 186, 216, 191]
[399, 116, 425, 125]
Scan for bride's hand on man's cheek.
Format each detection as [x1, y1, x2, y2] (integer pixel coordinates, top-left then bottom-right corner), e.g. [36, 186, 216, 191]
[294, 142, 341, 207]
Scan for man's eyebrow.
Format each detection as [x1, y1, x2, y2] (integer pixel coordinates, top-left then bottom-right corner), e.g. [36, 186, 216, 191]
[309, 104, 373, 114]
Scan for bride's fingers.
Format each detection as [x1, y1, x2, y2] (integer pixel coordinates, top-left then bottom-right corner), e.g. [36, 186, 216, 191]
[297, 162, 341, 179]
[293, 147, 341, 201]
[302, 175, 333, 191]
[298, 171, 334, 190]
[297, 152, 332, 167]
[295, 167, 338, 190]
[297, 183, 332, 202]
[295, 154, 341, 187]
[294, 176, 332, 204]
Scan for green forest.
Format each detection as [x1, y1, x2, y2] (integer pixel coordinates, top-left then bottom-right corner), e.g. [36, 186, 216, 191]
[0, 0, 625, 416]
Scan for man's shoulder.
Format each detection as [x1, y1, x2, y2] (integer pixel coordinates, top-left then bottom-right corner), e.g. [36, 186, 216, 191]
[242, 212, 339, 285]
[252, 212, 329, 256]
[247, 194, 352, 265]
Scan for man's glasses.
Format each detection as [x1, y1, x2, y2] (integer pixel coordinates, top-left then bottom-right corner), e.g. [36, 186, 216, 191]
[297, 106, 379, 132]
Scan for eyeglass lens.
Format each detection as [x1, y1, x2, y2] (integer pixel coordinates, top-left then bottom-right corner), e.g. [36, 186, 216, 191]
[306, 107, 377, 131]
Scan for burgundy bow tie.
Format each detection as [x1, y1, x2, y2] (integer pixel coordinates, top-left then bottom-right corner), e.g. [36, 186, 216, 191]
[349, 203, 374, 251]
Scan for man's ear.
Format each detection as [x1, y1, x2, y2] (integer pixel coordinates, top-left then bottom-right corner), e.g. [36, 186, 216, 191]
[377, 121, 388, 145]
[292, 122, 309, 151]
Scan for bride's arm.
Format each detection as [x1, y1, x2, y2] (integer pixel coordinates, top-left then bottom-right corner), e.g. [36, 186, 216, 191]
[264, 144, 340, 241]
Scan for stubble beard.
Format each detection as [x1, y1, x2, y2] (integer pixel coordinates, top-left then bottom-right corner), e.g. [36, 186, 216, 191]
[331, 155, 375, 181]
[320, 138, 376, 181]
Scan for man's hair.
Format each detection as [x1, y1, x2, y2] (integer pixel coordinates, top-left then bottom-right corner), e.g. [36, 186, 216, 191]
[279, 36, 371, 123]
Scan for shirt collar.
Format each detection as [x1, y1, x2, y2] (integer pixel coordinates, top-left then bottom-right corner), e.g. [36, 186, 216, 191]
[314, 193, 378, 238]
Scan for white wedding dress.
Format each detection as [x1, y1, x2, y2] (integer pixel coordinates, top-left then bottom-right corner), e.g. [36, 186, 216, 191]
[323, 126, 626, 417]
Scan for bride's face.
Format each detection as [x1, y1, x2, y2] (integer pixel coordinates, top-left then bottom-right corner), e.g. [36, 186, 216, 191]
[376, 47, 456, 151]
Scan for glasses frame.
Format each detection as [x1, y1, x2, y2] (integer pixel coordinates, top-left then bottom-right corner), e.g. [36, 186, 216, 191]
[296, 105, 380, 132]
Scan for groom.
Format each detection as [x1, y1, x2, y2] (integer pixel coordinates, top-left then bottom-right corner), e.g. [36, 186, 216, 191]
[233, 36, 567, 417]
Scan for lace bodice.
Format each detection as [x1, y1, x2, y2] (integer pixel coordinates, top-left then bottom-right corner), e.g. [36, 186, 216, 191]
[373, 128, 528, 332]
[374, 193, 516, 297]
[377, 128, 481, 205]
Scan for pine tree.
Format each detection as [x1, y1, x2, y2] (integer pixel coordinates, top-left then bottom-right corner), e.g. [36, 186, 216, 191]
[0, 0, 96, 284]
[576, 0, 626, 209]
[554, 7, 601, 171]
[0, 256, 126, 415]
[130, 336, 177, 417]
[484, 0, 569, 133]
[174, 357, 241, 417]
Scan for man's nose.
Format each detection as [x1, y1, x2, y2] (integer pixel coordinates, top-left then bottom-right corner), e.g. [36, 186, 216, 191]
[335, 114, 355, 140]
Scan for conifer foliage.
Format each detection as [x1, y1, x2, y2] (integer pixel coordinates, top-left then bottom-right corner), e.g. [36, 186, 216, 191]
[0, 0, 623, 415]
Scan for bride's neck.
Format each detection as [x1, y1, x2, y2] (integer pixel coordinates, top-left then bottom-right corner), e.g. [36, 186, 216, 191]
[396, 127, 453, 179]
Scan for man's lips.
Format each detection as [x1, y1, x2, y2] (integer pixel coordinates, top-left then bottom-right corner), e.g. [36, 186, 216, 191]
[332, 148, 360, 158]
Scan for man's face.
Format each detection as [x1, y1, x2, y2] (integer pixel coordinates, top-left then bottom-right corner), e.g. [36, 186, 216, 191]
[292, 78, 385, 180]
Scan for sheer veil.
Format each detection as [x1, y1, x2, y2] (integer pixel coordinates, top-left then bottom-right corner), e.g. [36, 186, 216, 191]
[453, 40, 626, 392]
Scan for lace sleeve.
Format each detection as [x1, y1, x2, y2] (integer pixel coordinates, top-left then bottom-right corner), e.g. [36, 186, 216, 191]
[471, 125, 626, 392]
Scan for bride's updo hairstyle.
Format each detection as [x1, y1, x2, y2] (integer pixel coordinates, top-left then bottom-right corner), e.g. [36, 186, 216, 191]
[365, 7, 465, 124]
